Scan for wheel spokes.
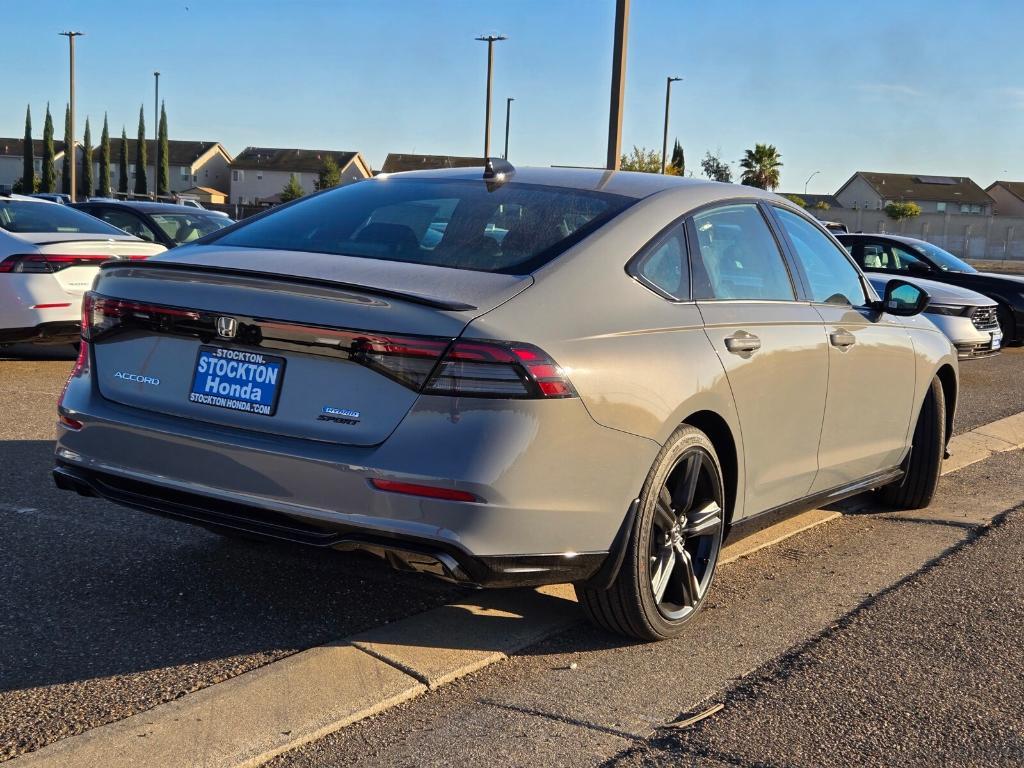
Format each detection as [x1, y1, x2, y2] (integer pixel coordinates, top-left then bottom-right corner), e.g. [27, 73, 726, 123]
[654, 492, 676, 533]
[673, 543, 701, 607]
[672, 453, 702, 515]
[682, 501, 723, 538]
[650, 544, 676, 603]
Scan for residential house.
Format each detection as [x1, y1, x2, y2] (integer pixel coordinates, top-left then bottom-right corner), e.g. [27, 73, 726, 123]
[178, 186, 227, 205]
[230, 147, 371, 204]
[835, 172, 993, 215]
[0, 138, 68, 193]
[379, 153, 484, 174]
[984, 181, 1024, 217]
[98, 139, 232, 196]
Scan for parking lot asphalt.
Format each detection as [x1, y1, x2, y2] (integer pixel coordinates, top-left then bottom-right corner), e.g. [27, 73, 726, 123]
[0, 344, 1021, 763]
[267, 449, 1024, 767]
[0, 346, 467, 760]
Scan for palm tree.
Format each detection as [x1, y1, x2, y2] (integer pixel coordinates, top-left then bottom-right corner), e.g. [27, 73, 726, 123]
[739, 143, 782, 190]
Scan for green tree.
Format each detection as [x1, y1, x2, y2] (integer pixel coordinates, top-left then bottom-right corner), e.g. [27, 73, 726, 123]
[280, 173, 305, 202]
[61, 104, 72, 194]
[884, 201, 921, 221]
[21, 105, 34, 193]
[157, 101, 169, 196]
[81, 118, 93, 198]
[739, 143, 783, 190]
[619, 145, 662, 173]
[118, 127, 129, 195]
[315, 156, 341, 190]
[99, 114, 111, 197]
[41, 104, 56, 193]
[670, 139, 685, 175]
[814, 200, 831, 211]
[134, 106, 147, 196]
[700, 150, 732, 183]
[783, 194, 806, 207]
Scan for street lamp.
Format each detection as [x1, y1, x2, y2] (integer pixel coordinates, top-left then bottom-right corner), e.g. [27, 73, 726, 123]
[804, 170, 821, 195]
[606, 0, 630, 170]
[475, 34, 507, 159]
[503, 97, 514, 159]
[661, 76, 682, 174]
[154, 71, 160, 200]
[59, 31, 83, 202]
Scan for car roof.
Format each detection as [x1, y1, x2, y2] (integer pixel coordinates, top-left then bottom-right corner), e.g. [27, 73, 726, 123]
[76, 199, 216, 215]
[837, 232, 929, 247]
[376, 165, 766, 201]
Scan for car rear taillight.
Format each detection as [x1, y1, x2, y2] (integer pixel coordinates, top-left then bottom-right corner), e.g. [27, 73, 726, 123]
[423, 340, 577, 399]
[370, 479, 479, 502]
[0, 254, 125, 273]
[83, 293, 202, 341]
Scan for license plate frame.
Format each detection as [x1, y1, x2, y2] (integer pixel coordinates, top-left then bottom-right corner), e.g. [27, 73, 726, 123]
[189, 346, 286, 417]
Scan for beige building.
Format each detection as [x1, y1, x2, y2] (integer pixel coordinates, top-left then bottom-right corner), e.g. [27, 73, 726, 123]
[230, 147, 371, 204]
[0, 138, 71, 193]
[835, 172, 993, 215]
[96, 139, 232, 197]
[985, 181, 1024, 217]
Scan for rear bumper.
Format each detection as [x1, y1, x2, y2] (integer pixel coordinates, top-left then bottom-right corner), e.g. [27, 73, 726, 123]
[55, 357, 659, 585]
[0, 321, 81, 345]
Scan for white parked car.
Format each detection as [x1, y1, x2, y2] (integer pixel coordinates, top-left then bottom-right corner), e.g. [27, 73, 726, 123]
[0, 194, 166, 346]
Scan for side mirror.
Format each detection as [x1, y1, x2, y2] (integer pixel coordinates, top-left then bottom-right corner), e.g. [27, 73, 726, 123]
[876, 279, 930, 317]
[906, 261, 931, 276]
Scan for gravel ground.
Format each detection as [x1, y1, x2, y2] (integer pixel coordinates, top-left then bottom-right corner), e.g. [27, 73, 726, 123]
[610, 504, 1024, 768]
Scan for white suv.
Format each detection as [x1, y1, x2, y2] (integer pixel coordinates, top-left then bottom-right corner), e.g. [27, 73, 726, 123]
[0, 195, 166, 346]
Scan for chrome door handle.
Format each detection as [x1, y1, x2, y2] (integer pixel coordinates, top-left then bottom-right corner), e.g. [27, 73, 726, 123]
[830, 330, 856, 349]
[724, 333, 761, 354]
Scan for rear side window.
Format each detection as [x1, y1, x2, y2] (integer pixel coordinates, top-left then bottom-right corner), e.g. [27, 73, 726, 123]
[633, 225, 689, 300]
[211, 179, 635, 274]
[0, 201, 125, 235]
[689, 203, 794, 301]
[773, 207, 866, 306]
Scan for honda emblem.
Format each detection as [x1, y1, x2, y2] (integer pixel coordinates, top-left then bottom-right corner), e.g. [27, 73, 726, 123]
[216, 316, 238, 339]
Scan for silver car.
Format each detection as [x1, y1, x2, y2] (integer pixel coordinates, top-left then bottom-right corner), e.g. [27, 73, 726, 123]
[54, 165, 958, 640]
[867, 274, 1001, 359]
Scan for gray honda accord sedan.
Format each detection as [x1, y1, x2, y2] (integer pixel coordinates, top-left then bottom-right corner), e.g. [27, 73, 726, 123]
[54, 164, 958, 640]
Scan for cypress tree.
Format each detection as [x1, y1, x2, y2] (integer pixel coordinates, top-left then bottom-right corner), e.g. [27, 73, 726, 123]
[157, 101, 169, 196]
[99, 114, 110, 197]
[61, 104, 72, 194]
[81, 118, 93, 198]
[21, 105, 34, 193]
[118, 127, 129, 195]
[41, 104, 56, 193]
[670, 139, 685, 176]
[134, 106, 147, 196]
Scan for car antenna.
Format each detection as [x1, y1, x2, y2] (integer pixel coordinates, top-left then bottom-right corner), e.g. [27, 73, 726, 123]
[483, 157, 515, 181]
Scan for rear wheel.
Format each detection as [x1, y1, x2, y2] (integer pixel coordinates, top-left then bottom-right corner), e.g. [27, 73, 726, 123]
[576, 425, 725, 641]
[880, 376, 945, 510]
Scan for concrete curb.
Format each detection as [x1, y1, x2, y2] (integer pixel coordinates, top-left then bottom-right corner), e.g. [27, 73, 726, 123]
[14, 412, 1024, 767]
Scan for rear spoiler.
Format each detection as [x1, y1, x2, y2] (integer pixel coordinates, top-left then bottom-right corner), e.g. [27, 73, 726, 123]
[98, 259, 478, 312]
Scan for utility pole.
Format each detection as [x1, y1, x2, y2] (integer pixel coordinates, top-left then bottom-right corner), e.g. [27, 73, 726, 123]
[606, 0, 630, 170]
[475, 34, 506, 159]
[59, 31, 83, 202]
[154, 71, 160, 200]
[503, 97, 514, 159]
[661, 76, 682, 174]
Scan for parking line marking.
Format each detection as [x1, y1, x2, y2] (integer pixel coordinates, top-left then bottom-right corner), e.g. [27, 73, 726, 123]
[0, 503, 38, 515]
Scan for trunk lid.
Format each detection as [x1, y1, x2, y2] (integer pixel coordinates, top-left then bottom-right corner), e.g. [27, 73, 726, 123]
[89, 249, 532, 446]
[25, 235, 166, 295]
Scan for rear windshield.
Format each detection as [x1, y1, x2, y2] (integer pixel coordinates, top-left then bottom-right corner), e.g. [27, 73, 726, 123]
[209, 178, 635, 273]
[0, 200, 127, 235]
[150, 213, 233, 243]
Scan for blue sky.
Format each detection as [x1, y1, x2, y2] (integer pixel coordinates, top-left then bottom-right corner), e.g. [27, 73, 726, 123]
[5, 0, 1023, 194]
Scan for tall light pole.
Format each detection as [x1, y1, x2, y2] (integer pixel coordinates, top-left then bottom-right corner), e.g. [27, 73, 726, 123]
[804, 169, 821, 195]
[661, 76, 682, 174]
[503, 97, 514, 159]
[59, 31, 83, 202]
[154, 71, 160, 200]
[606, 0, 630, 170]
[475, 34, 506, 159]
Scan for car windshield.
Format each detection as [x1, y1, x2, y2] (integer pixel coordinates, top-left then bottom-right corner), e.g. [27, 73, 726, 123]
[209, 178, 635, 274]
[0, 200, 127, 235]
[915, 240, 976, 273]
[150, 213, 234, 243]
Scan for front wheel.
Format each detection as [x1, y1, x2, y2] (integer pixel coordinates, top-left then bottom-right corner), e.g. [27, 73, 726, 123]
[576, 425, 725, 641]
[880, 375, 945, 510]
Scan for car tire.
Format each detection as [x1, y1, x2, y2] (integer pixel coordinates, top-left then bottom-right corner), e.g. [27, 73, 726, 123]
[996, 304, 1018, 346]
[880, 376, 945, 510]
[575, 425, 725, 641]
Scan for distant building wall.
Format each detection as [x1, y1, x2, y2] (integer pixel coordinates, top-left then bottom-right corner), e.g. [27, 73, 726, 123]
[987, 185, 1024, 217]
[812, 208, 1024, 260]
